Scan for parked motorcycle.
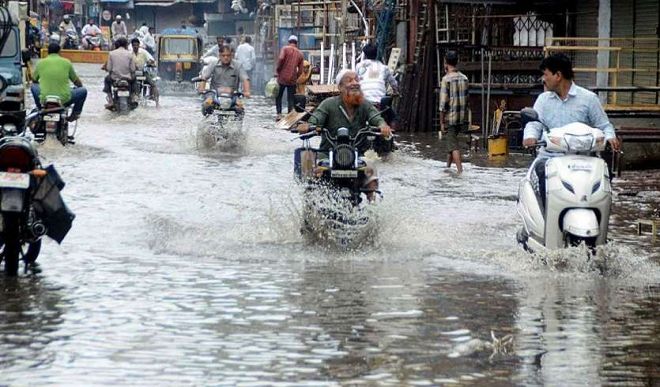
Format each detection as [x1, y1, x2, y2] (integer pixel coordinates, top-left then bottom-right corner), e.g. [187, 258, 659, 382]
[26, 96, 75, 146]
[293, 125, 382, 248]
[516, 108, 612, 252]
[0, 126, 75, 276]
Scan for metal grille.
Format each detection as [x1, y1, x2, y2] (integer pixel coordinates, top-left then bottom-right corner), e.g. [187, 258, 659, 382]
[334, 145, 355, 169]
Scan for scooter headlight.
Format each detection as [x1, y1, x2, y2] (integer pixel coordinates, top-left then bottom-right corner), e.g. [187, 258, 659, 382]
[565, 133, 594, 152]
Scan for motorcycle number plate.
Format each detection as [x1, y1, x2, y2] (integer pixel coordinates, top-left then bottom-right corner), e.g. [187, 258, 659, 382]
[136, 76, 146, 81]
[43, 113, 60, 122]
[117, 90, 131, 97]
[330, 170, 358, 178]
[0, 172, 30, 189]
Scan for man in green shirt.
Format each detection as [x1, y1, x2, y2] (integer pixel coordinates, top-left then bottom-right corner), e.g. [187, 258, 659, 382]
[31, 43, 87, 122]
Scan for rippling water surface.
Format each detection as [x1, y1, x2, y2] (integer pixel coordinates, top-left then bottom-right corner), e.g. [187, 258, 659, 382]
[1, 64, 658, 385]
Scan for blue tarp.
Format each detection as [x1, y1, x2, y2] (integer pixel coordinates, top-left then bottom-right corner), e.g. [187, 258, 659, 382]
[160, 27, 201, 36]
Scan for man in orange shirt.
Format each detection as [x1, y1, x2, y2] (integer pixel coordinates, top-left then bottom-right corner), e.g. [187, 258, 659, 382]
[275, 35, 304, 120]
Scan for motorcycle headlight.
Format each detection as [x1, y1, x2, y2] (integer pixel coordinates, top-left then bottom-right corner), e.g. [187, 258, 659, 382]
[333, 144, 355, 169]
[218, 96, 233, 110]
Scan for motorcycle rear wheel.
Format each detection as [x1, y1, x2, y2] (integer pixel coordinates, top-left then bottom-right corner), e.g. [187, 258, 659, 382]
[0, 214, 42, 276]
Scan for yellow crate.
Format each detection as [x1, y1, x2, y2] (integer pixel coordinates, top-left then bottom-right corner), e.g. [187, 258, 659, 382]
[41, 48, 109, 64]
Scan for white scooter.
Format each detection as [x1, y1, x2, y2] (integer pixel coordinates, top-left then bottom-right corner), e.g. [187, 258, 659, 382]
[516, 108, 612, 252]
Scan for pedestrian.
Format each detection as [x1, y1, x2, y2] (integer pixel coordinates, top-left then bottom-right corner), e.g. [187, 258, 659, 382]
[275, 35, 304, 120]
[236, 26, 246, 44]
[235, 36, 256, 81]
[142, 27, 156, 55]
[111, 15, 127, 42]
[203, 36, 226, 59]
[439, 50, 469, 175]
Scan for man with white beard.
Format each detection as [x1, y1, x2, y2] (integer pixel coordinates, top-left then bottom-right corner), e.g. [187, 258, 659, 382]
[298, 70, 392, 199]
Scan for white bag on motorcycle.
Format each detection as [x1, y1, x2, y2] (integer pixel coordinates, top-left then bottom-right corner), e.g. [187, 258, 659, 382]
[31, 165, 75, 244]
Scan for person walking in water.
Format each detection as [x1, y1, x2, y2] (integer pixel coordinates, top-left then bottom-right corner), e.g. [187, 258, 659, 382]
[275, 35, 304, 121]
[439, 50, 469, 175]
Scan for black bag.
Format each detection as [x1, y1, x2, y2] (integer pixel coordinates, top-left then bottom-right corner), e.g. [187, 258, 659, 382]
[32, 165, 75, 244]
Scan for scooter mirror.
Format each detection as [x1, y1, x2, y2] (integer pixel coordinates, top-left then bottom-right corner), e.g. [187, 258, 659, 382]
[520, 107, 539, 123]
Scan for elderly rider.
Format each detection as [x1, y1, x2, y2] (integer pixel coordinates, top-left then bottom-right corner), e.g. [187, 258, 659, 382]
[298, 70, 392, 200]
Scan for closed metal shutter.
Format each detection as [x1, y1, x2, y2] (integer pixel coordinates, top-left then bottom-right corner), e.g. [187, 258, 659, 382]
[632, 0, 659, 104]
[574, 0, 599, 87]
[610, 0, 634, 105]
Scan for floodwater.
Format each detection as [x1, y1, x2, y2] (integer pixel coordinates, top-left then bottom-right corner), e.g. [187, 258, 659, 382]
[1, 64, 658, 385]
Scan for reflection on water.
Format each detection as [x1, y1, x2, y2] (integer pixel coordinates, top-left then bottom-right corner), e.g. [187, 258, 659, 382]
[0, 64, 658, 384]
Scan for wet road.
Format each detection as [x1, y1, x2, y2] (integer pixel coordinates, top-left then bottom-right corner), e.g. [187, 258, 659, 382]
[1, 64, 658, 385]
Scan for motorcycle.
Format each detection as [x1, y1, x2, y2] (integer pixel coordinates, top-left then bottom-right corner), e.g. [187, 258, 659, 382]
[83, 35, 103, 51]
[367, 96, 397, 157]
[516, 108, 612, 252]
[193, 79, 245, 149]
[0, 125, 75, 276]
[110, 79, 137, 114]
[26, 96, 75, 146]
[135, 65, 159, 107]
[293, 125, 382, 248]
[62, 30, 79, 49]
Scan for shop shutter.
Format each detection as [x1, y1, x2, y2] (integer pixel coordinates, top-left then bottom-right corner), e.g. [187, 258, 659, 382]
[632, 0, 659, 105]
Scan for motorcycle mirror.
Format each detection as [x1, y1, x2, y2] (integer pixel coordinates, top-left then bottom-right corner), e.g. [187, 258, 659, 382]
[520, 107, 539, 123]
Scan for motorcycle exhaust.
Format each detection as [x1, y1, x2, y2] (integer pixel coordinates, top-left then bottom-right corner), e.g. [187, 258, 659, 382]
[31, 221, 47, 238]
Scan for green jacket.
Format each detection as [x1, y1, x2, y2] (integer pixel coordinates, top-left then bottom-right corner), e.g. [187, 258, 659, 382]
[308, 96, 385, 153]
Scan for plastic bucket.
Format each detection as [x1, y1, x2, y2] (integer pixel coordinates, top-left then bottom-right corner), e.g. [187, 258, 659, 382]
[488, 135, 508, 158]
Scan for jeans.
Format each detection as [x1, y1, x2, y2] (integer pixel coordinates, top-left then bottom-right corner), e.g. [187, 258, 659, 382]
[31, 84, 87, 117]
[276, 83, 296, 114]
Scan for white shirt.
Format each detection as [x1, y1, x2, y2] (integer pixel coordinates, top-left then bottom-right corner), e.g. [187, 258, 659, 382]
[133, 47, 154, 69]
[234, 42, 255, 72]
[355, 59, 398, 104]
[81, 24, 102, 36]
[142, 33, 155, 50]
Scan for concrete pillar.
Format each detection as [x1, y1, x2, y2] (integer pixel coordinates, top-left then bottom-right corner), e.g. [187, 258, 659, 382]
[597, 0, 611, 103]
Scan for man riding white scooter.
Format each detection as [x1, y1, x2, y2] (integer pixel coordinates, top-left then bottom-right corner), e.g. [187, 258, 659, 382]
[518, 53, 620, 251]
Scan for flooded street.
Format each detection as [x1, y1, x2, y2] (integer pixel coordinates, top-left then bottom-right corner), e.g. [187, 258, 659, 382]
[1, 64, 658, 385]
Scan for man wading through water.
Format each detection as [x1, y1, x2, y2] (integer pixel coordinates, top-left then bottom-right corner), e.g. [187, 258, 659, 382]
[439, 50, 469, 175]
[275, 35, 304, 121]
